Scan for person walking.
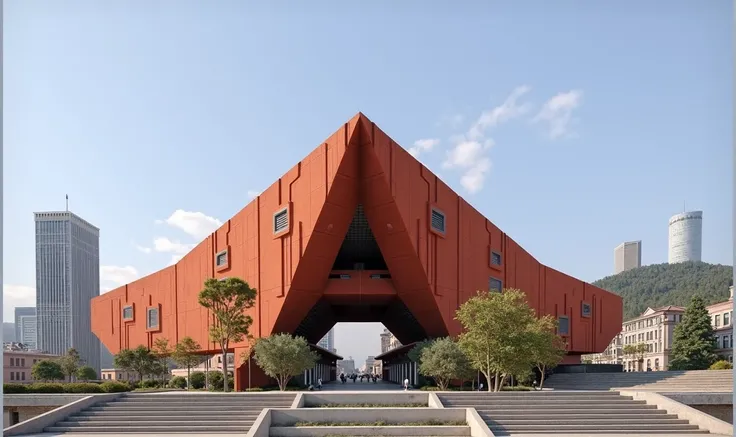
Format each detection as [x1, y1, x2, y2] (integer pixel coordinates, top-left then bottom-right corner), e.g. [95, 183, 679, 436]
[403, 378, 409, 391]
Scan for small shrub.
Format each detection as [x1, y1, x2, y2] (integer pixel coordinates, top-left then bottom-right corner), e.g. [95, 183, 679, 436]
[709, 360, 733, 370]
[501, 385, 533, 391]
[29, 383, 65, 393]
[189, 371, 206, 390]
[63, 383, 103, 393]
[140, 379, 161, 389]
[3, 383, 28, 394]
[245, 387, 264, 392]
[419, 386, 441, 391]
[100, 381, 130, 393]
[169, 376, 187, 389]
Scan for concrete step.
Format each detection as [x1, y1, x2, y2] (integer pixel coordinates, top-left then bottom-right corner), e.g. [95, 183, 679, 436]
[44, 425, 252, 433]
[479, 413, 676, 420]
[442, 400, 647, 406]
[102, 401, 288, 407]
[491, 431, 709, 436]
[68, 414, 259, 421]
[440, 395, 632, 401]
[87, 406, 268, 413]
[473, 404, 657, 411]
[269, 425, 472, 437]
[488, 424, 702, 432]
[56, 420, 256, 427]
[113, 398, 293, 404]
[486, 418, 691, 426]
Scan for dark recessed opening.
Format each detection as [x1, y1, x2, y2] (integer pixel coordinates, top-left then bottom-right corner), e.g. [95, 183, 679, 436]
[332, 204, 388, 270]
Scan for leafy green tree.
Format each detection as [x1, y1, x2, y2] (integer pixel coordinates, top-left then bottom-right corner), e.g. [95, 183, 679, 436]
[417, 337, 471, 391]
[152, 337, 172, 383]
[408, 339, 432, 365]
[76, 366, 97, 381]
[593, 261, 732, 319]
[58, 348, 82, 382]
[31, 360, 64, 382]
[114, 346, 157, 381]
[669, 295, 718, 370]
[528, 315, 566, 389]
[198, 277, 257, 392]
[623, 343, 648, 371]
[172, 336, 202, 390]
[252, 333, 319, 391]
[456, 289, 538, 391]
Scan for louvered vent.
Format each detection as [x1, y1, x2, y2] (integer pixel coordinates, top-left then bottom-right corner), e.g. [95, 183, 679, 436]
[489, 277, 502, 293]
[431, 208, 445, 233]
[274, 208, 288, 234]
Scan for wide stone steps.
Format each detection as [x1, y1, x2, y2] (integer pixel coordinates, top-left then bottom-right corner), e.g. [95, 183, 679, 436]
[269, 425, 472, 437]
[545, 369, 733, 392]
[45, 392, 297, 434]
[438, 392, 708, 435]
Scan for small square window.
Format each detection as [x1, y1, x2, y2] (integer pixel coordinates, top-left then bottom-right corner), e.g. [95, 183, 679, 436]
[122, 305, 134, 320]
[558, 316, 570, 335]
[491, 251, 502, 266]
[430, 208, 446, 233]
[216, 250, 228, 267]
[274, 208, 289, 234]
[489, 277, 502, 293]
[147, 307, 159, 329]
[581, 302, 591, 318]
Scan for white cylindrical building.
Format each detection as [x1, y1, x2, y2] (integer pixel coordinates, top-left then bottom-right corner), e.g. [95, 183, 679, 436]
[668, 211, 703, 263]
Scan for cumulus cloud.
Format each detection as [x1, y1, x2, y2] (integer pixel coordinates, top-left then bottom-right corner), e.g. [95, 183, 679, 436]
[134, 243, 152, 254]
[100, 265, 140, 293]
[408, 138, 441, 158]
[442, 86, 531, 193]
[153, 237, 196, 255]
[157, 209, 222, 240]
[532, 90, 583, 139]
[3, 285, 36, 321]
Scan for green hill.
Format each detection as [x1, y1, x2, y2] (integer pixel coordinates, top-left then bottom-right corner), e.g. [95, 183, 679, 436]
[593, 261, 733, 320]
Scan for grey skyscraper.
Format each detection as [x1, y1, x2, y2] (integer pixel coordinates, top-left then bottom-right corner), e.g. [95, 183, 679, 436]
[14, 307, 35, 344]
[668, 211, 703, 264]
[613, 241, 642, 274]
[34, 211, 101, 372]
[318, 328, 335, 352]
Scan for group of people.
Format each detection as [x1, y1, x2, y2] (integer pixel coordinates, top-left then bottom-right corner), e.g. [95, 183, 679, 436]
[339, 373, 379, 384]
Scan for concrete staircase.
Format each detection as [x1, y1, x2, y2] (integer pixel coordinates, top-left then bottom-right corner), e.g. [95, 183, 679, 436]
[545, 369, 733, 392]
[438, 391, 707, 435]
[44, 392, 296, 433]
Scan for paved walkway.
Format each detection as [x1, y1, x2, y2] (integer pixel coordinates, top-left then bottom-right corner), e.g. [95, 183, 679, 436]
[319, 379, 402, 390]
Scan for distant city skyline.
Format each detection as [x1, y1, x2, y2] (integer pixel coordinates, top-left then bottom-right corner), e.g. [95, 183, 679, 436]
[614, 241, 642, 275]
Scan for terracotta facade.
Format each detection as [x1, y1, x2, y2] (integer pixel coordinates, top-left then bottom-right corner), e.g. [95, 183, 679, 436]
[91, 113, 623, 391]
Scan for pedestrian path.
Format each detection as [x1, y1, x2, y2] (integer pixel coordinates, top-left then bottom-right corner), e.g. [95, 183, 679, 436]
[320, 379, 402, 390]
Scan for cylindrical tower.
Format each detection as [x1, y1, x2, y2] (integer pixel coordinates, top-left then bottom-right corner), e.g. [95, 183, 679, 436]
[668, 211, 703, 263]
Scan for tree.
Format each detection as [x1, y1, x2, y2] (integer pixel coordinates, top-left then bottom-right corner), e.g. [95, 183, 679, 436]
[417, 337, 472, 391]
[623, 343, 648, 371]
[408, 339, 433, 365]
[32, 360, 64, 382]
[152, 337, 172, 383]
[456, 289, 538, 391]
[172, 336, 202, 390]
[114, 345, 157, 381]
[252, 333, 319, 391]
[76, 366, 97, 381]
[669, 295, 718, 370]
[528, 315, 566, 389]
[58, 348, 83, 382]
[198, 277, 257, 392]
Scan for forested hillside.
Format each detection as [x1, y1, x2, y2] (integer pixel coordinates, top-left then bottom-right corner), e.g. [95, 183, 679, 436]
[593, 261, 733, 319]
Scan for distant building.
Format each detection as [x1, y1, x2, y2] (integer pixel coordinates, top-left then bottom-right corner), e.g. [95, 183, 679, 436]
[337, 357, 355, 375]
[35, 210, 101, 372]
[365, 356, 376, 374]
[708, 286, 733, 363]
[668, 211, 703, 263]
[380, 328, 401, 354]
[14, 307, 35, 345]
[170, 353, 234, 379]
[614, 241, 641, 274]
[100, 369, 139, 382]
[18, 315, 37, 350]
[4, 346, 59, 383]
[318, 328, 335, 352]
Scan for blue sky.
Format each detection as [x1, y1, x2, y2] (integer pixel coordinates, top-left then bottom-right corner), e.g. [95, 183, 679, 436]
[4, 1, 732, 365]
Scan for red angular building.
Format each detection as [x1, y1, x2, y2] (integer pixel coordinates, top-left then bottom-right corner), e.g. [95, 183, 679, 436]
[91, 113, 623, 390]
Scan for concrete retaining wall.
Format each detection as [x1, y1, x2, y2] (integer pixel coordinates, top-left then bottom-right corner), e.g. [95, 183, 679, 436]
[269, 407, 465, 425]
[300, 392, 429, 407]
[270, 425, 470, 436]
[619, 390, 733, 436]
[3, 393, 123, 436]
[4, 394, 88, 407]
[662, 392, 733, 424]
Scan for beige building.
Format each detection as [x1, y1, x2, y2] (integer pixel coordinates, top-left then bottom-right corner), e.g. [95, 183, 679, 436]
[708, 286, 733, 362]
[100, 369, 139, 381]
[584, 305, 685, 371]
[614, 241, 642, 274]
[170, 353, 234, 379]
[380, 328, 401, 354]
[4, 348, 59, 383]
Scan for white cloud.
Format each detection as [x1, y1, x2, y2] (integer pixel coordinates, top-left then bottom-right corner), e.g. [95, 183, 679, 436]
[153, 237, 196, 255]
[408, 138, 440, 158]
[134, 243, 151, 254]
[100, 265, 140, 293]
[158, 209, 222, 240]
[442, 140, 493, 193]
[532, 90, 583, 139]
[467, 85, 532, 141]
[3, 285, 36, 321]
[247, 190, 261, 199]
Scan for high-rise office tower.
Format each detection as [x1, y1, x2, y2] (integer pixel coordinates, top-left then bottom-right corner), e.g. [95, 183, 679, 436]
[35, 210, 101, 371]
[613, 241, 642, 274]
[318, 327, 335, 352]
[19, 315, 37, 350]
[668, 211, 703, 264]
[14, 307, 36, 344]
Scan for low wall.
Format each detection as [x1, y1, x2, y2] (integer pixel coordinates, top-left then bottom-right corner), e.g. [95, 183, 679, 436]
[300, 392, 429, 407]
[4, 394, 90, 428]
[269, 407, 466, 425]
[3, 393, 123, 436]
[663, 392, 733, 424]
[556, 364, 622, 373]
